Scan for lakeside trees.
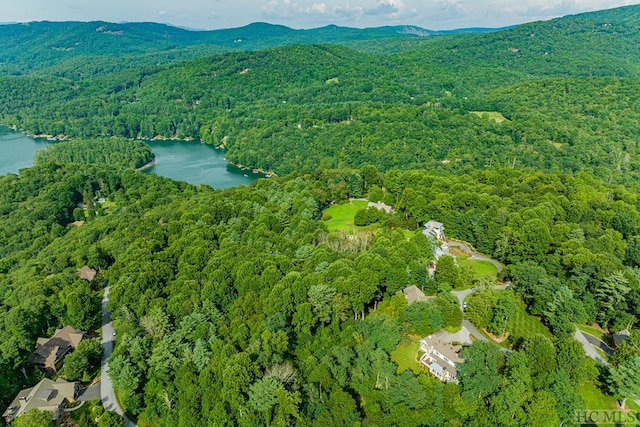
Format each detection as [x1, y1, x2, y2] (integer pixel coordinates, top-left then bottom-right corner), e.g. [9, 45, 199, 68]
[34, 138, 155, 169]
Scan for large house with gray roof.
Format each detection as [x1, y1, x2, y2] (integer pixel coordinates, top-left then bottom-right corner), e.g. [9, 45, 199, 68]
[2, 378, 78, 424]
[419, 333, 464, 383]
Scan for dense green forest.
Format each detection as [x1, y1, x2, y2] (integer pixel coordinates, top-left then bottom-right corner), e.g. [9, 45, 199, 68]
[3, 163, 640, 425]
[3, 4, 640, 426]
[34, 138, 155, 169]
[1, 6, 640, 185]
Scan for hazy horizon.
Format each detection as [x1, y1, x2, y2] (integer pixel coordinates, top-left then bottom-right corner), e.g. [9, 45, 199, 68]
[2, 0, 639, 32]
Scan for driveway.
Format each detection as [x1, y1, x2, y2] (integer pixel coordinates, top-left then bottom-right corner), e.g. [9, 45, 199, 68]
[452, 284, 509, 310]
[574, 327, 609, 366]
[581, 331, 614, 357]
[101, 284, 137, 427]
[445, 241, 503, 272]
[78, 381, 101, 402]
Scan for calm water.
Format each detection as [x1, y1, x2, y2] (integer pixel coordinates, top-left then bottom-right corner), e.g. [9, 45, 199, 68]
[143, 139, 262, 188]
[0, 128, 261, 189]
[0, 127, 52, 175]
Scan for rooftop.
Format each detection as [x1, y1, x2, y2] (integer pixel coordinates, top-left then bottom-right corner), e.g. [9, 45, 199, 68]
[78, 265, 97, 282]
[29, 326, 85, 370]
[2, 378, 76, 423]
[402, 285, 433, 304]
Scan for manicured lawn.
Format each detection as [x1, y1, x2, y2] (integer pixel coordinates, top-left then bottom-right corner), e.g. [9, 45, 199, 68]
[580, 382, 619, 410]
[469, 260, 498, 279]
[594, 347, 610, 363]
[322, 200, 368, 232]
[470, 111, 509, 123]
[579, 382, 640, 425]
[508, 298, 552, 340]
[391, 335, 423, 375]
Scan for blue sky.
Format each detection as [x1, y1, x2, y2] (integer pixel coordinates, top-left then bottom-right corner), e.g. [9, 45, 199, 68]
[3, 0, 639, 29]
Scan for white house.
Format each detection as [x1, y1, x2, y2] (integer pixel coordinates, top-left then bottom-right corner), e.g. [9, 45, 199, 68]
[419, 333, 464, 383]
[423, 221, 446, 241]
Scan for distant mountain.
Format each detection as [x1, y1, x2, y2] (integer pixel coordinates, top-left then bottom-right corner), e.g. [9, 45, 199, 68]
[0, 20, 496, 76]
[382, 25, 508, 36]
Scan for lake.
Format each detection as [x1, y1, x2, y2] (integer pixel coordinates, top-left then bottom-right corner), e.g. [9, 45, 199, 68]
[143, 139, 262, 188]
[0, 127, 52, 175]
[0, 128, 261, 189]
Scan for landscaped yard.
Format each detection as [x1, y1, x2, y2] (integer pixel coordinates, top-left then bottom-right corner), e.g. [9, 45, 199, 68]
[468, 259, 499, 280]
[322, 199, 369, 232]
[391, 335, 423, 375]
[577, 381, 640, 411]
[507, 298, 552, 340]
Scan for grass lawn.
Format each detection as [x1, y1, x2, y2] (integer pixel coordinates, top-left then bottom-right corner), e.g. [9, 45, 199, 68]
[469, 111, 509, 123]
[594, 347, 610, 363]
[580, 382, 619, 410]
[579, 382, 640, 425]
[391, 335, 423, 375]
[98, 200, 118, 214]
[322, 200, 368, 232]
[577, 324, 607, 341]
[507, 298, 553, 340]
[470, 260, 499, 280]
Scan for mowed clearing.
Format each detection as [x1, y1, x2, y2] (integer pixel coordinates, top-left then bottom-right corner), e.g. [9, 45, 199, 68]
[322, 199, 368, 232]
[508, 298, 553, 341]
[470, 111, 509, 123]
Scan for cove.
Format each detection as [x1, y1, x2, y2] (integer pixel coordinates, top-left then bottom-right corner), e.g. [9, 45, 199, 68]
[0, 128, 261, 189]
[0, 127, 52, 175]
[142, 139, 262, 188]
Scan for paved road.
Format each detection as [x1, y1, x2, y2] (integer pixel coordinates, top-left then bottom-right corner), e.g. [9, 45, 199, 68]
[462, 319, 488, 342]
[452, 284, 509, 310]
[101, 284, 137, 427]
[581, 331, 614, 356]
[462, 319, 511, 354]
[446, 241, 503, 272]
[574, 327, 609, 366]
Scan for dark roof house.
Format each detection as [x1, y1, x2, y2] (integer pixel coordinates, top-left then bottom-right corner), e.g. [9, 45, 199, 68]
[613, 329, 631, 347]
[2, 378, 78, 424]
[28, 326, 85, 373]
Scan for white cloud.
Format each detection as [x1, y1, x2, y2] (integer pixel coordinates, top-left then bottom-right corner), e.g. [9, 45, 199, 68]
[263, 0, 418, 23]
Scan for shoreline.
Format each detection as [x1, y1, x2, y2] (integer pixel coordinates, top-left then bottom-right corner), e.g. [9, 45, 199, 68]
[1, 125, 277, 177]
[229, 161, 277, 178]
[136, 158, 157, 171]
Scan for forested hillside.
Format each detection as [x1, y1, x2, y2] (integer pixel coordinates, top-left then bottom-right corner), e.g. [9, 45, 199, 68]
[3, 4, 640, 426]
[1, 6, 640, 184]
[2, 163, 632, 425]
[34, 138, 155, 169]
[0, 21, 423, 76]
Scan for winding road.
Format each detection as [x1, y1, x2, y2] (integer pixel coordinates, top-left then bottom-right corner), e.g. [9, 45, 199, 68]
[101, 284, 137, 427]
[452, 286, 511, 354]
[445, 241, 503, 272]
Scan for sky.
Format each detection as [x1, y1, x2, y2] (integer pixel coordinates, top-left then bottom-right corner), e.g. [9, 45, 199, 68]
[1, 0, 638, 30]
